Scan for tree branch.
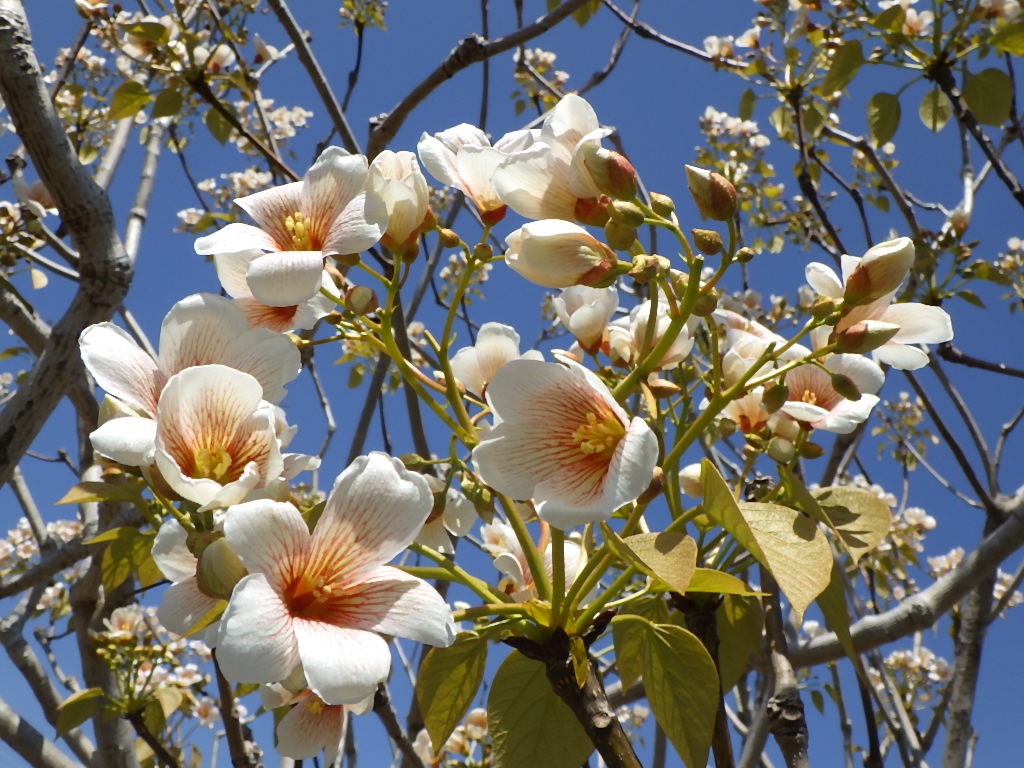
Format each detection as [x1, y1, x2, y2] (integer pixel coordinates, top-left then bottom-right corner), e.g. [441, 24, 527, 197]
[0, 0, 132, 489]
[0, 695, 82, 768]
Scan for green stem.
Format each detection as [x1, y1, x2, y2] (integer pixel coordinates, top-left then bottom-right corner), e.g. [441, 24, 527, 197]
[406, 543, 508, 604]
[498, 494, 551, 602]
[550, 526, 566, 626]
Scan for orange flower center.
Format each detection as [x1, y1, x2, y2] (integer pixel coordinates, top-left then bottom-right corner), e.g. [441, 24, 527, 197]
[283, 572, 342, 620]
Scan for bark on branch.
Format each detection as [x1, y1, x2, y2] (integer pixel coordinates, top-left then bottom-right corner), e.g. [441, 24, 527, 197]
[0, 0, 132, 488]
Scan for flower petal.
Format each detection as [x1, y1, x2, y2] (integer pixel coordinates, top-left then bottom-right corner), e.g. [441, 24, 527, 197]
[300, 149, 368, 246]
[293, 621, 391, 705]
[157, 293, 250, 375]
[493, 146, 576, 220]
[311, 453, 433, 581]
[873, 342, 931, 370]
[322, 191, 388, 257]
[223, 499, 309, 591]
[234, 182, 304, 248]
[216, 573, 299, 684]
[246, 251, 325, 307]
[158, 577, 221, 637]
[152, 519, 196, 582]
[276, 697, 344, 761]
[90, 416, 157, 466]
[881, 303, 954, 344]
[805, 262, 843, 298]
[194, 222, 280, 256]
[80, 323, 163, 416]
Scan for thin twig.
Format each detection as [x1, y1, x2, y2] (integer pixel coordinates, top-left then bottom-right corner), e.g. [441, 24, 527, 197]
[373, 683, 426, 768]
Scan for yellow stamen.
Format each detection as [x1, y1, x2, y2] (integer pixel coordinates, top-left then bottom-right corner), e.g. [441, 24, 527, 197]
[571, 411, 626, 458]
[800, 390, 818, 405]
[284, 211, 313, 250]
[193, 445, 232, 482]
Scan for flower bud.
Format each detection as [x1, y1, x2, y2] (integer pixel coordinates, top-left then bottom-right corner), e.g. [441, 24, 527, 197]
[438, 228, 461, 248]
[420, 207, 439, 231]
[575, 196, 610, 227]
[649, 192, 675, 218]
[344, 285, 379, 315]
[473, 242, 493, 261]
[647, 376, 682, 398]
[628, 252, 670, 283]
[767, 436, 795, 463]
[679, 463, 703, 497]
[830, 372, 862, 401]
[604, 220, 638, 250]
[762, 382, 789, 413]
[692, 291, 719, 317]
[832, 320, 900, 353]
[799, 441, 825, 459]
[735, 246, 756, 263]
[685, 165, 738, 221]
[811, 296, 840, 321]
[579, 143, 638, 200]
[609, 200, 646, 227]
[637, 466, 665, 505]
[505, 220, 618, 289]
[196, 537, 246, 600]
[843, 237, 915, 306]
[691, 228, 723, 256]
[335, 252, 360, 267]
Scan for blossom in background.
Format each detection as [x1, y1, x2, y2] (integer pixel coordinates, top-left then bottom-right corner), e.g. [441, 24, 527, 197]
[447, 322, 542, 399]
[194, 147, 387, 306]
[417, 123, 534, 223]
[493, 93, 612, 221]
[805, 237, 954, 369]
[261, 679, 372, 763]
[480, 520, 586, 601]
[473, 358, 658, 528]
[504, 219, 618, 289]
[607, 299, 698, 370]
[553, 285, 618, 354]
[416, 475, 478, 555]
[779, 354, 884, 434]
[215, 453, 455, 705]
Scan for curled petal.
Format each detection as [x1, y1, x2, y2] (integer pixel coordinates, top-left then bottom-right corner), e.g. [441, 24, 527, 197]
[246, 251, 325, 307]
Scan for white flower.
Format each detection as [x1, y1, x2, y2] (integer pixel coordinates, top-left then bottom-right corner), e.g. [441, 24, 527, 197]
[553, 285, 618, 354]
[369, 150, 430, 255]
[473, 358, 658, 528]
[504, 219, 618, 289]
[779, 355, 884, 434]
[448, 322, 542, 398]
[195, 147, 386, 306]
[215, 453, 455, 705]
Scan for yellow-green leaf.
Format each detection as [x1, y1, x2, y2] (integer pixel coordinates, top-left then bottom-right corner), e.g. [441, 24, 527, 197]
[58, 478, 146, 506]
[56, 687, 105, 736]
[205, 107, 233, 145]
[963, 68, 1013, 126]
[716, 596, 762, 692]
[617, 616, 718, 768]
[919, 88, 952, 132]
[867, 92, 901, 147]
[686, 568, 760, 596]
[109, 80, 152, 121]
[819, 40, 864, 95]
[602, 528, 700, 593]
[99, 528, 155, 592]
[871, 5, 904, 32]
[816, 562, 856, 659]
[153, 686, 183, 718]
[151, 89, 184, 119]
[488, 651, 592, 768]
[990, 21, 1024, 55]
[813, 486, 892, 563]
[739, 88, 756, 121]
[416, 632, 487, 753]
[612, 595, 668, 690]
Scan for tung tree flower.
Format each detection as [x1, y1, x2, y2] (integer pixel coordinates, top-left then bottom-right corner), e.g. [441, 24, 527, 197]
[805, 237, 954, 369]
[194, 147, 387, 307]
[447, 322, 542, 398]
[80, 292, 300, 418]
[480, 521, 586, 601]
[368, 150, 430, 256]
[417, 124, 534, 224]
[215, 453, 456, 705]
[472, 358, 658, 528]
[504, 219, 618, 289]
[553, 285, 618, 354]
[261, 679, 372, 764]
[779, 355, 884, 434]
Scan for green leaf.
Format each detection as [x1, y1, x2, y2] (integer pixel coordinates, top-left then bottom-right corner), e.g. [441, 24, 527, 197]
[716, 596, 762, 692]
[488, 651, 592, 768]
[119, 21, 171, 44]
[701, 461, 832, 621]
[816, 561, 856, 659]
[810, 688, 825, 715]
[919, 88, 952, 132]
[819, 40, 864, 95]
[602, 524, 697, 594]
[205, 107, 233, 145]
[990, 21, 1024, 55]
[957, 289, 986, 309]
[416, 633, 487, 753]
[109, 80, 152, 121]
[612, 595, 668, 690]
[571, 0, 601, 26]
[151, 89, 184, 119]
[0, 345, 28, 361]
[616, 616, 718, 768]
[739, 88, 756, 121]
[813, 486, 892, 563]
[99, 528, 155, 592]
[867, 92, 901, 147]
[56, 687, 105, 736]
[686, 568, 760, 595]
[871, 5, 905, 32]
[57, 478, 147, 506]
[963, 68, 1013, 126]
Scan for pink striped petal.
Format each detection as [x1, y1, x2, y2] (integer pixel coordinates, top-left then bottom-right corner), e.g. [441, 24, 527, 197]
[80, 323, 163, 416]
[90, 416, 157, 467]
[333, 566, 455, 648]
[234, 182, 304, 248]
[246, 250, 325, 307]
[293, 621, 390, 705]
[223, 500, 310, 593]
[300, 149, 368, 247]
[216, 573, 299, 684]
[152, 519, 196, 582]
[275, 695, 345, 761]
[158, 577, 221, 637]
[312, 453, 433, 581]
[158, 293, 249, 374]
[322, 191, 388, 257]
